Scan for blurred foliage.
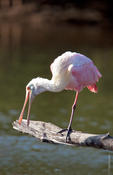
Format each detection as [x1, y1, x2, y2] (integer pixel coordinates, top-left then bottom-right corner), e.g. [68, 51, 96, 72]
[0, 0, 113, 27]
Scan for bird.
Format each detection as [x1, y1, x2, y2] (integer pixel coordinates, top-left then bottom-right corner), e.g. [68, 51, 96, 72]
[18, 51, 102, 142]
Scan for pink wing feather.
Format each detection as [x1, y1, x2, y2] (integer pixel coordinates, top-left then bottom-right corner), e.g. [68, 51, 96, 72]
[67, 62, 102, 93]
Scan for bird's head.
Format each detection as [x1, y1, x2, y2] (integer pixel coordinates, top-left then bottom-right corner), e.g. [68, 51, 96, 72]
[18, 78, 47, 126]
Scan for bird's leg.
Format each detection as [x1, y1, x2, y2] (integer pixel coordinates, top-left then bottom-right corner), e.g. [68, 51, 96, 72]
[66, 91, 79, 142]
[58, 91, 79, 142]
[66, 91, 78, 138]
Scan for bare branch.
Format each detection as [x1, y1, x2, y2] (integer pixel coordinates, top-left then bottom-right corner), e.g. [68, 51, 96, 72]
[13, 120, 113, 151]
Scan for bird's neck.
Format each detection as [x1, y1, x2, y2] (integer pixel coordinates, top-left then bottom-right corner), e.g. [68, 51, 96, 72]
[36, 77, 66, 93]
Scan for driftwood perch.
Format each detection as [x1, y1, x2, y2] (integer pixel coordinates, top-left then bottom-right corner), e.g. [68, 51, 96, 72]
[13, 120, 113, 151]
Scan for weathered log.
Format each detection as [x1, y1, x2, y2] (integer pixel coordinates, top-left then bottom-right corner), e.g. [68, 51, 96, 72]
[13, 119, 113, 151]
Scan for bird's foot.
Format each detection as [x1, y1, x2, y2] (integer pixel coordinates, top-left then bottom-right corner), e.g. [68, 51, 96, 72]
[66, 128, 72, 142]
[57, 128, 68, 135]
[57, 127, 72, 143]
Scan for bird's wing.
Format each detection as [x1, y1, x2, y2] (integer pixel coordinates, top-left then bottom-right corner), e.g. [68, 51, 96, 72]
[69, 62, 101, 92]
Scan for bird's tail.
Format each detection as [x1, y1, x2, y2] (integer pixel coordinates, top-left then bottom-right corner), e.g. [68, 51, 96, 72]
[87, 84, 98, 93]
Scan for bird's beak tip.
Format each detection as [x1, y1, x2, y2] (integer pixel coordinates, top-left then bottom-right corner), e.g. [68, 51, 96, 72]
[18, 90, 31, 125]
[18, 117, 22, 125]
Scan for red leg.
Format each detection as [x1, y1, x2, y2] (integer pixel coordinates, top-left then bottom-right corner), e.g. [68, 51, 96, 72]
[66, 91, 79, 141]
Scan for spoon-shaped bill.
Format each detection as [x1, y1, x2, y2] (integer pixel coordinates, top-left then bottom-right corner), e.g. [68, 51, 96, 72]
[18, 90, 30, 125]
[26, 92, 33, 126]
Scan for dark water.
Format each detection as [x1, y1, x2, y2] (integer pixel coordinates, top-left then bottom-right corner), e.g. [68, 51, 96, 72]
[0, 22, 113, 175]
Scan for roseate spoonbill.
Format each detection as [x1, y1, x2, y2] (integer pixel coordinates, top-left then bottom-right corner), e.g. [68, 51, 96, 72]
[18, 51, 102, 141]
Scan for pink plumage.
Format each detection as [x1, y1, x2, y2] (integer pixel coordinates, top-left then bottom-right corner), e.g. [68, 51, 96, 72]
[66, 62, 101, 92]
[50, 51, 102, 93]
[19, 51, 102, 142]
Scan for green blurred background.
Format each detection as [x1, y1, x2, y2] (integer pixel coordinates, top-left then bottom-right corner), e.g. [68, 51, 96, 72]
[0, 1, 113, 175]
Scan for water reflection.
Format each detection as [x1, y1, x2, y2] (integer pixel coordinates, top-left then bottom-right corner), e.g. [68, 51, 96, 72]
[0, 135, 113, 175]
[0, 22, 113, 175]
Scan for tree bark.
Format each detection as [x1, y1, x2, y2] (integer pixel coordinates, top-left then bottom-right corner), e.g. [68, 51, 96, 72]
[13, 119, 113, 151]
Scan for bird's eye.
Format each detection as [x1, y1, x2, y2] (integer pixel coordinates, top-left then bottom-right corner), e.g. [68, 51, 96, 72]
[27, 84, 34, 91]
[27, 87, 30, 90]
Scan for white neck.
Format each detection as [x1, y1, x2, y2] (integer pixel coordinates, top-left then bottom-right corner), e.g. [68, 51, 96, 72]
[34, 77, 66, 94]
